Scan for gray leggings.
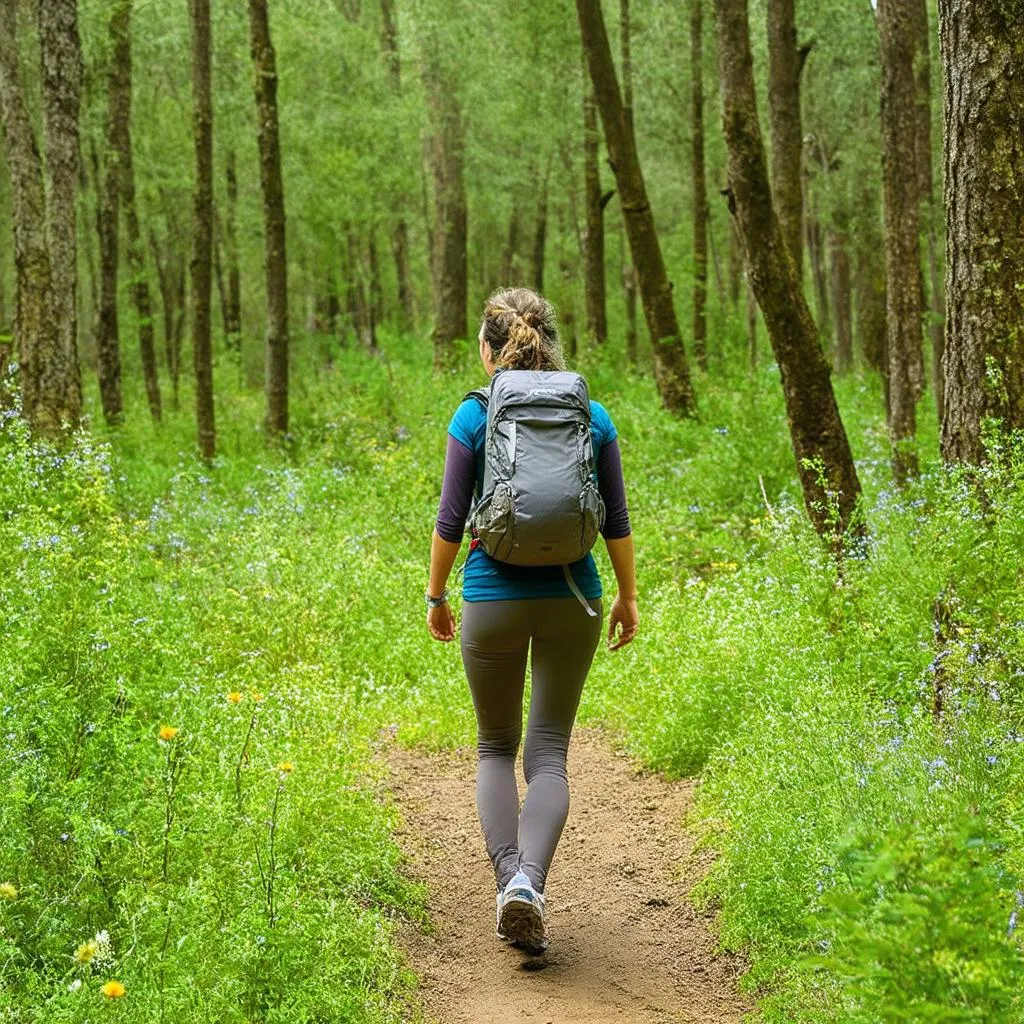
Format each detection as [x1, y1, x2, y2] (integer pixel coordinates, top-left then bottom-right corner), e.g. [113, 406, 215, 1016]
[461, 597, 602, 893]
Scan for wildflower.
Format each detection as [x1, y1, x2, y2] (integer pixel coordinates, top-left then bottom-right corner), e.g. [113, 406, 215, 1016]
[158, 725, 179, 742]
[99, 980, 126, 999]
[74, 940, 98, 965]
[0, 882, 17, 901]
[227, 691, 244, 704]
[68, 978, 82, 992]
[277, 761, 294, 775]
[250, 691, 264, 703]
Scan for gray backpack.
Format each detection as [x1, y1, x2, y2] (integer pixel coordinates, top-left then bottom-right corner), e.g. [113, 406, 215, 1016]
[466, 370, 605, 611]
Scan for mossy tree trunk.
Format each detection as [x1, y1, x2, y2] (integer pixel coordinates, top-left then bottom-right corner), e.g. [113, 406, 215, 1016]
[938, 0, 1024, 464]
[577, 0, 697, 416]
[249, 0, 289, 437]
[879, 0, 923, 484]
[691, 0, 709, 373]
[714, 0, 863, 543]
[189, 0, 216, 460]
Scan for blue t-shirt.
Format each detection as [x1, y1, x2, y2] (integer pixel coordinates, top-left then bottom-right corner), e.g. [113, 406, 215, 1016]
[448, 397, 618, 603]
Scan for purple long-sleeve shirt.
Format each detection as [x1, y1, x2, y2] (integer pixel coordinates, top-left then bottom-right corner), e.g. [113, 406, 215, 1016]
[436, 434, 631, 544]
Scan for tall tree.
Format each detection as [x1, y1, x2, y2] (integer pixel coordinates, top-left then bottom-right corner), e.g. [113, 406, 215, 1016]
[878, 0, 923, 483]
[380, 0, 415, 327]
[249, 0, 289, 437]
[422, 48, 467, 369]
[691, 0, 709, 372]
[766, 0, 808, 274]
[714, 0, 863, 542]
[38, 0, 83, 426]
[910, 0, 945, 422]
[108, 0, 161, 423]
[581, 70, 607, 345]
[938, 0, 1024, 465]
[577, 0, 697, 417]
[189, 0, 215, 459]
[0, 0, 76, 437]
[223, 150, 242, 351]
[619, 0, 639, 361]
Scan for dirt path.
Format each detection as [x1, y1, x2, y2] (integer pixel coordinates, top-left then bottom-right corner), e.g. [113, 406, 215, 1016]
[385, 728, 750, 1024]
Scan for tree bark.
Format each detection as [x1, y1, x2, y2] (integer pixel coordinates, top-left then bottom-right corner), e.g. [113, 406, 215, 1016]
[529, 167, 548, 293]
[109, 0, 161, 423]
[714, 0, 863, 542]
[829, 226, 853, 374]
[805, 205, 831, 343]
[422, 51, 467, 369]
[728, 216, 743, 308]
[910, 0, 945, 423]
[879, 0, 923, 483]
[380, 0, 415, 327]
[766, 0, 805, 274]
[249, 0, 289, 437]
[0, 2, 69, 437]
[691, 0, 709, 372]
[577, 0, 697, 416]
[938, 0, 1024, 464]
[37, 0, 83, 425]
[224, 149, 242, 348]
[500, 208, 521, 284]
[582, 69, 607, 346]
[189, 0, 216, 459]
[619, 0, 640, 362]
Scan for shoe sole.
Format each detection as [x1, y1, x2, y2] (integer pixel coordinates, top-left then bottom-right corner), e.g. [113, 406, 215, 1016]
[498, 897, 547, 954]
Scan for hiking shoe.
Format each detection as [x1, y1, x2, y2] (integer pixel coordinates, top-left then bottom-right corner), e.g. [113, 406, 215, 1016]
[497, 871, 548, 954]
[495, 888, 511, 942]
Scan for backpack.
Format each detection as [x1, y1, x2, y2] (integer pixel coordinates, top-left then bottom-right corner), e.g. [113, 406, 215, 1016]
[466, 369, 606, 611]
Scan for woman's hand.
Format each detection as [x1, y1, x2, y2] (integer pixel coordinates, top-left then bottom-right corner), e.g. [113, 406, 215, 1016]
[427, 601, 457, 642]
[607, 594, 639, 651]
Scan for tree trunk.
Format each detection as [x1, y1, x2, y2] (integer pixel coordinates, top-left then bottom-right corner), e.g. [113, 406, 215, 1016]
[37, 0, 83, 426]
[224, 148, 242, 349]
[938, 0, 1024, 464]
[879, 0, 923, 483]
[422, 52, 467, 369]
[691, 0, 709, 372]
[619, 0, 640, 362]
[0, 2, 68, 438]
[189, 0, 215, 459]
[766, 0, 806, 274]
[910, 0, 945, 423]
[249, 0, 289, 437]
[582, 69, 607, 346]
[109, 0, 161, 423]
[368, 231, 384, 329]
[805, 206, 831, 343]
[380, 0, 415, 328]
[714, 0, 863, 543]
[500, 208, 520, 284]
[829, 226, 853, 375]
[529, 167, 548, 293]
[746, 272, 758, 370]
[728, 216, 743, 308]
[577, 0, 697, 416]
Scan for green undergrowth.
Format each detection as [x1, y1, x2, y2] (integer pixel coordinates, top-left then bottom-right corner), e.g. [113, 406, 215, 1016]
[2, 333, 1022, 1021]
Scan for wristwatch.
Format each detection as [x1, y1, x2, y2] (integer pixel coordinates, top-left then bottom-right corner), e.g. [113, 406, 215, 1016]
[425, 589, 449, 609]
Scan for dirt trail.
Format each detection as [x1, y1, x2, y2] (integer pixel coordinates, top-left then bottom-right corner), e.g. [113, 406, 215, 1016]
[386, 729, 750, 1024]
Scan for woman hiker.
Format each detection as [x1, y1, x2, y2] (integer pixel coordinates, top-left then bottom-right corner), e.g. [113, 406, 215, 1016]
[425, 287, 639, 954]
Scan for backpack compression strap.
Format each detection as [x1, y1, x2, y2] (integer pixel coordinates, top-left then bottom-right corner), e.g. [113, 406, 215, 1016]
[561, 564, 598, 618]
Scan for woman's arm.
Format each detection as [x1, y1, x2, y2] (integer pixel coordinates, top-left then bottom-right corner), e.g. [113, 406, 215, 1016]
[596, 438, 638, 650]
[427, 434, 476, 642]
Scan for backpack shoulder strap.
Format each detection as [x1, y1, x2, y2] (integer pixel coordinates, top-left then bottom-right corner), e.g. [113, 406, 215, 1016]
[465, 386, 490, 409]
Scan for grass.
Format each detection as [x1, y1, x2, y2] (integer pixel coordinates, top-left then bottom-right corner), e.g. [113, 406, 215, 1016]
[2, 327, 1022, 1021]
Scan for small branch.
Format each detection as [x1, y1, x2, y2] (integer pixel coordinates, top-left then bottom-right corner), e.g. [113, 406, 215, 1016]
[758, 475, 777, 521]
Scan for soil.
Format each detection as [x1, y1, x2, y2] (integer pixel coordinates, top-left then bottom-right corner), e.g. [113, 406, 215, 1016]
[385, 728, 751, 1024]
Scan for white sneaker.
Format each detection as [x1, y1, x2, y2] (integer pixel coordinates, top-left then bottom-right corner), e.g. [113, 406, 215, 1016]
[497, 870, 548, 954]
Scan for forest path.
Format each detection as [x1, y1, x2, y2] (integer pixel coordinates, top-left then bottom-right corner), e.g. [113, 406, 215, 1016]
[385, 729, 750, 1024]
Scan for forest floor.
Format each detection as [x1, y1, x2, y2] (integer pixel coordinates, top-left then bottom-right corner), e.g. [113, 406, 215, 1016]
[384, 728, 751, 1024]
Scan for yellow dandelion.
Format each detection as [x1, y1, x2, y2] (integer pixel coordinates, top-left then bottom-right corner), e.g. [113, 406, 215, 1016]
[99, 980, 126, 999]
[250, 691, 264, 703]
[276, 761, 294, 775]
[0, 882, 17, 901]
[74, 940, 98, 965]
[158, 725, 179, 742]
[226, 691, 244, 704]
